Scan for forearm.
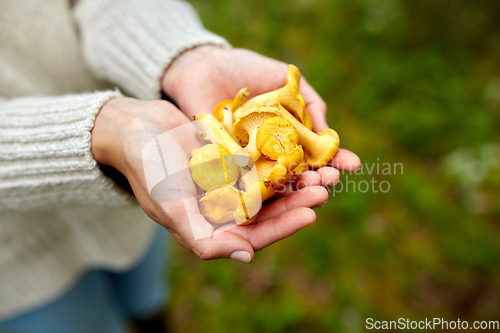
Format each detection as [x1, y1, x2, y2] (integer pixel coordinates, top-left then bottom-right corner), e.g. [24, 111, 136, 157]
[0, 91, 133, 212]
[74, 0, 230, 100]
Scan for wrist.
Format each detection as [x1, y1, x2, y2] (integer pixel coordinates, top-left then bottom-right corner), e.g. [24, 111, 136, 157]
[91, 98, 130, 173]
[161, 45, 227, 99]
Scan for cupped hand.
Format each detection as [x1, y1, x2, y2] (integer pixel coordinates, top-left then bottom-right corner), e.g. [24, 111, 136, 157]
[91, 98, 333, 262]
[162, 45, 361, 182]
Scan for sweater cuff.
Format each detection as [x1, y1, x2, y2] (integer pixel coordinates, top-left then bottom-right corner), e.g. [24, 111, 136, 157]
[74, 0, 231, 100]
[0, 90, 133, 212]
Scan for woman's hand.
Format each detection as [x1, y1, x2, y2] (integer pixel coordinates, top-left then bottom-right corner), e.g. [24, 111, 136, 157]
[91, 98, 332, 262]
[162, 46, 361, 183]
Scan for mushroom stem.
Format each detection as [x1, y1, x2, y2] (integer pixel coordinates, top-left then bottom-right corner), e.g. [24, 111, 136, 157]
[232, 87, 250, 111]
[255, 145, 304, 184]
[213, 88, 250, 122]
[244, 129, 262, 161]
[270, 103, 339, 168]
[194, 114, 240, 153]
[221, 106, 237, 140]
[233, 107, 280, 162]
[233, 85, 300, 121]
[233, 65, 312, 129]
[234, 180, 275, 225]
[238, 162, 259, 192]
[292, 158, 308, 176]
[193, 114, 252, 167]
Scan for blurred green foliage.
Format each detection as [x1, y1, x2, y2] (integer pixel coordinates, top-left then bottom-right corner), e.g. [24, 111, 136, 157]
[170, 0, 500, 332]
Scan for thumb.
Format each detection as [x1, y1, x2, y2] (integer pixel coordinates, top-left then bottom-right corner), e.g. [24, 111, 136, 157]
[191, 230, 255, 263]
[173, 196, 255, 263]
[300, 77, 328, 132]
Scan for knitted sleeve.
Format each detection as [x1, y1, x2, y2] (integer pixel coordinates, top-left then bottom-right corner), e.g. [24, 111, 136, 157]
[73, 0, 231, 100]
[0, 90, 134, 212]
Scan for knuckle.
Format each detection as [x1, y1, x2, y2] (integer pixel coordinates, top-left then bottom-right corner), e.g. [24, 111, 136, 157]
[318, 99, 327, 112]
[150, 99, 172, 111]
[196, 246, 214, 261]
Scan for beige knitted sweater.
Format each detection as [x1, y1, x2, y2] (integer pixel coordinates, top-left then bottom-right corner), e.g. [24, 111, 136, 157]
[0, 0, 229, 320]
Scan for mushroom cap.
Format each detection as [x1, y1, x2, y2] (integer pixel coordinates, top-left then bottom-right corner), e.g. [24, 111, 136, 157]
[255, 145, 304, 184]
[233, 106, 281, 142]
[213, 87, 250, 122]
[232, 87, 250, 111]
[304, 128, 340, 168]
[254, 157, 276, 181]
[266, 102, 340, 169]
[285, 65, 313, 130]
[200, 185, 242, 224]
[213, 100, 232, 122]
[189, 144, 239, 191]
[256, 117, 299, 160]
[292, 158, 308, 176]
[232, 65, 313, 129]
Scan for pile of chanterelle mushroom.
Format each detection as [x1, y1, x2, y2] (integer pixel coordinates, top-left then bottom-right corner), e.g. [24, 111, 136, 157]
[190, 65, 340, 226]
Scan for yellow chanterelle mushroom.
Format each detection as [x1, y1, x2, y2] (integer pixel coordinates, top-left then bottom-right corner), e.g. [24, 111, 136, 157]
[269, 102, 340, 168]
[193, 113, 252, 167]
[234, 180, 275, 225]
[255, 146, 304, 184]
[233, 65, 313, 129]
[232, 145, 303, 225]
[199, 184, 242, 224]
[213, 100, 232, 123]
[292, 158, 308, 176]
[189, 144, 239, 192]
[213, 87, 250, 122]
[193, 63, 339, 225]
[233, 106, 281, 162]
[256, 116, 299, 160]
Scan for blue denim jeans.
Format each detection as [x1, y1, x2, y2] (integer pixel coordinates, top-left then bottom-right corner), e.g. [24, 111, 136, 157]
[0, 226, 169, 333]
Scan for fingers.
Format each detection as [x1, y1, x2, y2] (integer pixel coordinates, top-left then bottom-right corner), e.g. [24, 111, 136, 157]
[173, 199, 256, 263]
[235, 207, 317, 251]
[331, 148, 361, 172]
[177, 187, 324, 263]
[292, 171, 322, 189]
[164, 186, 326, 263]
[256, 185, 328, 222]
[316, 167, 340, 186]
[300, 77, 328, 132]
[161, 170, 332, 263]
[272, 171, 321, 199]
[272, 167, 339, 199]
[279, 167, 339, 193]
[291, 168, 339, 188]
[191, 231, 255, 263]
[190, 193, 322, 261]
[165, 195, 257, 263]
[300, 78, 361, 174]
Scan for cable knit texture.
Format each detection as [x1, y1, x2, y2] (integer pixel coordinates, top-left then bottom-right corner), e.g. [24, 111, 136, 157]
[0, 0, 229, 320]
[74, 0, 231, 100]
[0, 91, 132, 211]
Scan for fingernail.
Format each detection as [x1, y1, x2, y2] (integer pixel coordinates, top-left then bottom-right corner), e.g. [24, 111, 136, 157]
[314, 202, 327, 208]
[230, 251, 251, 263]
